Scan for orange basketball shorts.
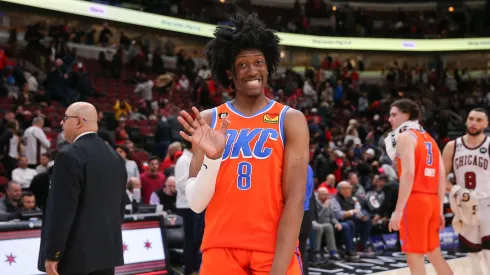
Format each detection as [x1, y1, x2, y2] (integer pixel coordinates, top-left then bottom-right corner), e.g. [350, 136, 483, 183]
[400, 193, 441, 254]
[199, 247, 303, 275]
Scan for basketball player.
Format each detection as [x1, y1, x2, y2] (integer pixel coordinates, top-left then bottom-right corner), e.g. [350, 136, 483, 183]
[177, 14, 309, 275]
[442, 107, 490, 274]
[386, 99, 453, 275]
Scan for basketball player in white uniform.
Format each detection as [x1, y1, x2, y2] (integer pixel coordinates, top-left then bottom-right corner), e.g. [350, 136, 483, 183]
[442, 108, 490, 275]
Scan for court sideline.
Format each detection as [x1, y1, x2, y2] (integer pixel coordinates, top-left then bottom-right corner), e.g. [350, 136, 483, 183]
[308, 257, 490, 275]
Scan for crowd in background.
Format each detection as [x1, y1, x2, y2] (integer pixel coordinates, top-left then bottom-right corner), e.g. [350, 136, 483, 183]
[0, 4, 489, 268]
[85, 0, 490, 38]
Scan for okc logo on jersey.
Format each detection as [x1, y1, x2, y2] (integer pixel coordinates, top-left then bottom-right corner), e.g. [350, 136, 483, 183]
[222, 128, 279, 160]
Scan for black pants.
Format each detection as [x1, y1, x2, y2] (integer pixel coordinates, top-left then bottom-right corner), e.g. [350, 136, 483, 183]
[299, 210, 312, 274]
[70, 267, 114, 275]
[177, 208, 205, 275]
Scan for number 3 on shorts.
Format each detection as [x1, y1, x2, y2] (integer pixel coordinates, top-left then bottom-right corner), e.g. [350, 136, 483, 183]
[237, 161, 252, 190]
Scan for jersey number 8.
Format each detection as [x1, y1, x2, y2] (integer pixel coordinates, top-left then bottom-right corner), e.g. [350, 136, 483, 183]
[237, 161, 252, 190]
[464, 171, 476, 189]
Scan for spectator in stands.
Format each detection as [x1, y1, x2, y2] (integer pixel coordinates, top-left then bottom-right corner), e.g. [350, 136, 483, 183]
[331, 181, 373, 257]
[123, 178, 141, 206]
[134, 73, 154, 114]
[29, 166, 53, 211]
[0, 181, 21, 220]
[98, 22, 113, 46]
[154, 115, 172, 159]
[119, 32, 131, 49]
[16, 83, 34, 107]
[160, 141, 182, 171]
[140, 156, 166, 204]
[152, 48, 165, 75]
[44, 58, 70, 106]
[20, 191, 40, 211]
[23, 117, 50, 167]
[113, 99, 132, 120]
[0, 120, 22, 179]
[356, 148, 376, 189]
[150, 175, 177, 213]
[347, 172, 366, 201]
[311, 187, 341, 261]
[98, 51, 110, 77]
[111, 47, 123, 80]
[24, 71, 39, 93]
[33, 86, 50, 106]
[116, 145, 140, 182]
[11, 155, 37, 190]
[115, 118, 130, 144]
[35, 153, 51, 174]
[197, 65, 211, 80]
[313, 146, 337, 185]
[318, 174, 337, 195]
[164, 39, 175, 56]
[370, 174, 398, 233]
[0, 111, 15, 134]
[167, 106, 184, 141]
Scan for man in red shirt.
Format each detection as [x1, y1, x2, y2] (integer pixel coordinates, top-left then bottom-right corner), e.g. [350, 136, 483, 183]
[140, 156, 166, 204]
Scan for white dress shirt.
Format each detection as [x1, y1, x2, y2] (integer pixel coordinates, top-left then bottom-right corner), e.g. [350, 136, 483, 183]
[175, 149, 193, 209]
[12, 167, 37, 189]
[23, 126, 51, 165]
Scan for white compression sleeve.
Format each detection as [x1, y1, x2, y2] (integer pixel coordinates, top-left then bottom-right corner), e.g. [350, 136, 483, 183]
[185, 156, 222, 213]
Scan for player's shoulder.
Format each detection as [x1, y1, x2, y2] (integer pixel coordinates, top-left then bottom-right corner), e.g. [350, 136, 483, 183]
[398, 131, 417, 143]
[283, 107, 309, 140]
[284, 106, 306, 120]
[445, 139, 457, 150]
[283, 107, 308, 130]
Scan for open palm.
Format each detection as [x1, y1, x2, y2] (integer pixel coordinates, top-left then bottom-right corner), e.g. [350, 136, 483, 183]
[178, 107, 228, 160]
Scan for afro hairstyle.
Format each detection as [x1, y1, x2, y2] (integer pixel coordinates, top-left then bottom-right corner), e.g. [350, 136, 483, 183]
[205, 13, 281, 88]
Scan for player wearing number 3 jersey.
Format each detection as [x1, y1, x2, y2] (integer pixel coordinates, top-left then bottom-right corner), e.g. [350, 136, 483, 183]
[385, 99, 452, 275]
[442, 108, 490, 275]
[177, 14, 309, 275]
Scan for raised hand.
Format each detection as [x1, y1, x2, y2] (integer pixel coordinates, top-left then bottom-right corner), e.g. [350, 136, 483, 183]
[178, 107, 229, 160]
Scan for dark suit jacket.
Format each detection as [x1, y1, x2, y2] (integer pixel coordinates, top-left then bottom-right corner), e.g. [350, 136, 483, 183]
[38, 133, 127, 274]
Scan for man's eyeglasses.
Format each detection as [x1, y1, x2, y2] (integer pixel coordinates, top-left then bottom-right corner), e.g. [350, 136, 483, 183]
[63, 115, 87, 122]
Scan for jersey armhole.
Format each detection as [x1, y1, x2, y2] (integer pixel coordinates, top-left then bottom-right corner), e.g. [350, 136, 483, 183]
[210, 107, 218, 130]
[279, 105, 290, 146]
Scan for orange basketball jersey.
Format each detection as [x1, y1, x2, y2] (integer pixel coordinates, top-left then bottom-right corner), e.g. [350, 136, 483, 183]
[201, 100, 289, 253]
[397, 129, 440, 194]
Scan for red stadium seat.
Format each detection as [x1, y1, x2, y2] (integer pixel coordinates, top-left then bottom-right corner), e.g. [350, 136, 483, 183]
[132, 150, 148, 163]
[140, 126, 153, 137]
[0, 176, 9, 187]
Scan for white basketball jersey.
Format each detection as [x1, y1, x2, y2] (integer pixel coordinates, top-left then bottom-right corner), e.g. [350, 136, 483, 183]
[453, 136, 490, 197]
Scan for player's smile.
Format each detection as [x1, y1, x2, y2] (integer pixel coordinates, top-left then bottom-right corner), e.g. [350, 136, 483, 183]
[244, 78, 262, 88]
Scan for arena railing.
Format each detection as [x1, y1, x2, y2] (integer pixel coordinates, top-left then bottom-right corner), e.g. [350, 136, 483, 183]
[2, 0, 490, 52]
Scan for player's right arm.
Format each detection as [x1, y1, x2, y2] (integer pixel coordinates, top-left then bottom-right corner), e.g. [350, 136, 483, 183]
[188, 109, 213, 178]
[442, 140, 455, 192]
[179, 107, 228, 213]
[442, 140, 461, 230]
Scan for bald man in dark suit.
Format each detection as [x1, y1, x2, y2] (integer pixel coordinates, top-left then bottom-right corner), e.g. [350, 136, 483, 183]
[39, 102, 127, 275]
